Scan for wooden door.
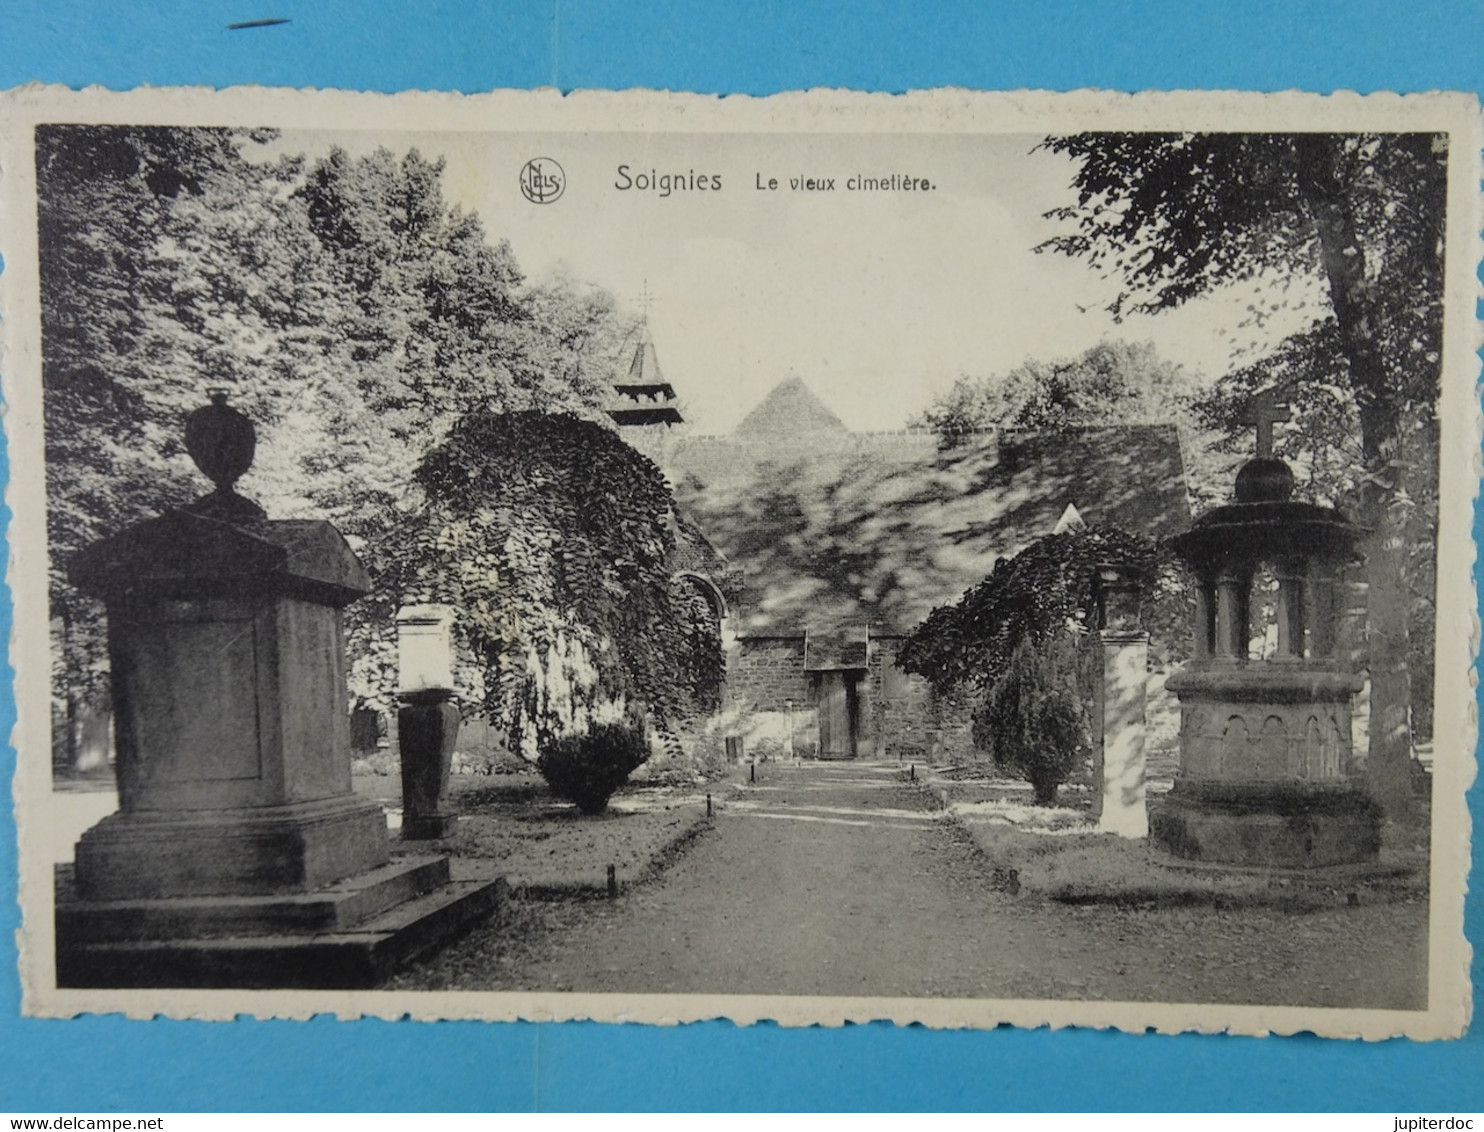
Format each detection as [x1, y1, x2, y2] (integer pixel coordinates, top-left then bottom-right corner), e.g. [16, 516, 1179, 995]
[815, 671, 860, 759]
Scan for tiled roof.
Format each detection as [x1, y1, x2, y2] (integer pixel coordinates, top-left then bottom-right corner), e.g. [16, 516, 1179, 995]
[659, 424, 1189, 638]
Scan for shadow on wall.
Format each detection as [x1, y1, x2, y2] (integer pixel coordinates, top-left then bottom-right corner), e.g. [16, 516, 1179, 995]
[669, 426, 1189, 638]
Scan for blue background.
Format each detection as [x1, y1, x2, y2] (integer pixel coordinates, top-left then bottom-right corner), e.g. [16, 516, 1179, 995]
[0, 0, 1480, 1111]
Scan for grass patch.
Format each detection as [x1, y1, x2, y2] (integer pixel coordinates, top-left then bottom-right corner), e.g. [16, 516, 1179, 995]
[920, 771, 1426, 912]
[357, 767, 724, 895]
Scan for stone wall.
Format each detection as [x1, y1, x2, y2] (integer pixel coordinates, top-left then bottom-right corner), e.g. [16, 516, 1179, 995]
[732, 637, 812, 709]
[726, 633, 976, 761]
[871, 637, 976, 763]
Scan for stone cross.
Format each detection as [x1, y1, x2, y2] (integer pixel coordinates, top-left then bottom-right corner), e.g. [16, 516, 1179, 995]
[1239, 388, 1292, 458]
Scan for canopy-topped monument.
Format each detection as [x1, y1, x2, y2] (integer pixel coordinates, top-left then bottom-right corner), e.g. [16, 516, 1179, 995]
[1151, 390, 1381, 868]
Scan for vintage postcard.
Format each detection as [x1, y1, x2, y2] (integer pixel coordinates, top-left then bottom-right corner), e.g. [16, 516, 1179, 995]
[0, 86, 1477, 1038]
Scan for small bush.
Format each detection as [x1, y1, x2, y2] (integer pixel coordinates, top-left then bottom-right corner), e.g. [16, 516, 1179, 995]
[974, 634, 1089, 805]
[537, 723, 650, 814]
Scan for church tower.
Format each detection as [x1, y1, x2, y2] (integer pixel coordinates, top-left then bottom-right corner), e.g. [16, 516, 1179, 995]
[607, 329, 684, 427]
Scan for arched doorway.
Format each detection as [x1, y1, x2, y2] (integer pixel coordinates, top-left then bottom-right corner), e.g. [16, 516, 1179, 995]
[674, 572, 727, 712]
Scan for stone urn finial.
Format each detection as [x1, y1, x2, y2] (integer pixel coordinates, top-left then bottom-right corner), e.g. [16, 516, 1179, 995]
[184, 390, 266, 521]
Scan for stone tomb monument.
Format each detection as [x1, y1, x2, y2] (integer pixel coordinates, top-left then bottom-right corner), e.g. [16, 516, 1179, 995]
[1149, 395, 1382, 868]
[56, 393, 502, 988]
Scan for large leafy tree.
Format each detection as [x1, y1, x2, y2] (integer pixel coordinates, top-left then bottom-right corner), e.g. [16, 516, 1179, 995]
[36, 126, 638, 772]
[37, 124, 325, 769]
[1039, 132, 1448, 816]
[283, 146, 620, 541]
[914, 338, 1230, 507]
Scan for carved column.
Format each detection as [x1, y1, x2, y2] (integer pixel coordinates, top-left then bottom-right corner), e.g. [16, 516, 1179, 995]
[1213, 568, 1250, 661]
[1274, 559, 1306, 660]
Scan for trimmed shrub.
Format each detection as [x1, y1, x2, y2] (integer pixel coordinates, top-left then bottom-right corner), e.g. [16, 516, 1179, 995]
[974, 635, 1089, 806]
[537, 723, 650, 814]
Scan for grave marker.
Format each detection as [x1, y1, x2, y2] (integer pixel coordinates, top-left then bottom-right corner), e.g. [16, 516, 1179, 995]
[396, 604, 460, 840]
[56, 394, 503, 987]
[1150, 404, 1379, 868]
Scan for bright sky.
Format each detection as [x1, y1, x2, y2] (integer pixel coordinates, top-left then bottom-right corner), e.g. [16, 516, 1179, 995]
[285, 129, 1325, 433]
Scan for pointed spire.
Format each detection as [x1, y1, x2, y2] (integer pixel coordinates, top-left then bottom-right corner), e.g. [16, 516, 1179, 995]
[625, 329, 670, 389]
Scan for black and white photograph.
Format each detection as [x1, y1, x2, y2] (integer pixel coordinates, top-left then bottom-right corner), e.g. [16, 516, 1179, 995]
[2, 88, 1475, 1037]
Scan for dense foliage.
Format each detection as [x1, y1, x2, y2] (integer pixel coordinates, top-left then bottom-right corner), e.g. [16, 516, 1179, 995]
[537, 722, 651, 815]
[898, 526, 1178, 804]
[916, 340, 1190, 440]
[673, 579, 726, 713]
[897, 525, 1178, 698]
[355, 411, 704, 760]
[1038, 132, 1448, 813]
[36, 125, 646, 769]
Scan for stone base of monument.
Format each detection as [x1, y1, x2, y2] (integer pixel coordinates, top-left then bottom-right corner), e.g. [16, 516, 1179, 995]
[1149, 780, 1383, 869]
[73, 796, 393, 901]
[55, 856, 505, 989]
[402, 812, 460, 840]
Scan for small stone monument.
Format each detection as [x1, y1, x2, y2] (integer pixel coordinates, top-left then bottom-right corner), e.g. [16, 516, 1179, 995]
[1089, 563, 1149, 839]
[57, 393, 503, 988]
[1149, 391, 1381, 868]
[396, 604, 460, 839]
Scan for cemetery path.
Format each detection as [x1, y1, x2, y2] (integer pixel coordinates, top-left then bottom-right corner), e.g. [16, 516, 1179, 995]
[393, 760, 1428, 1010]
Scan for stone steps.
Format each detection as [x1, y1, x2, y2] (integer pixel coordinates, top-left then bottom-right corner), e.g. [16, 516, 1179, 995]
[56, 875, 506, 990]
[57, 855, 452, 941]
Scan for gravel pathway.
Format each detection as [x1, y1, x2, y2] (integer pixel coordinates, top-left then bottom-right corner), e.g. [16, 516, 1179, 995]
[392, 759, 1428, 1010]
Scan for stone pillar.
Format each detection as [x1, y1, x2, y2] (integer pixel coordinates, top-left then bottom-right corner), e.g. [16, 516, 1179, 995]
[1091, 630, 1150, 837]
[1191, 579, 1215, 660]
[1213, 568, 1250, 661]
[1091, 565, 1150, 838]
[396, 604, 459, 840]
[1274, 560, 1306, 660]
[1305, 564, 1340, 660]
[66, 392, 389, 900]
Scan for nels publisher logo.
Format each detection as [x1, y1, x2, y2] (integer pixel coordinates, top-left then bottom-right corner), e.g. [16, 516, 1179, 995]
[519, 157, 566, 204]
